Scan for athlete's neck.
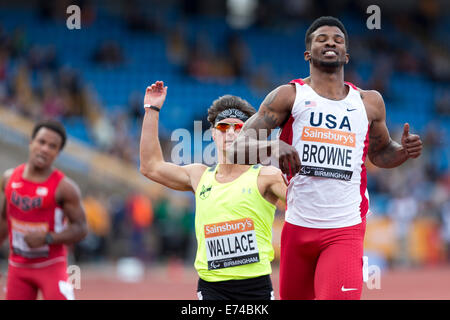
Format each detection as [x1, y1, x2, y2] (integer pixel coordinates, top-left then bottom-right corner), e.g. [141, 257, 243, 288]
[216, 163, 249, 176]
[23, 163, 53, 182]
[307, 66, 348, 100]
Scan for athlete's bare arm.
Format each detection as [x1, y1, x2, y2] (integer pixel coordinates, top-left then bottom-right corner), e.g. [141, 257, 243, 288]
[363, 90, 422, 168]
[258, 166, 287, 205]
[228, 84, 301, 175]
[0, 169, 13, 245]
[24, 177, 88, 248]
[139, 81, 206, 192]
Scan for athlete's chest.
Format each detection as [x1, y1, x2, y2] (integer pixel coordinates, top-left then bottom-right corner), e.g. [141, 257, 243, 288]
[290, 94, 369, 181]
[7, 180, 57, 214]
[197, 181, 259, 207]
[296, 96, 367, 130]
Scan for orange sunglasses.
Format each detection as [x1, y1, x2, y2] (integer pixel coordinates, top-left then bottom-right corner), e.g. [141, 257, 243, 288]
[215, 122, 244, 132]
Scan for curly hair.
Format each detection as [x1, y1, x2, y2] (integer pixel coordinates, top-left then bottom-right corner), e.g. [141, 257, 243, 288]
[305, 16, 349, 50]
[207, 95, 256, 127]
[31, 119, 67, 150]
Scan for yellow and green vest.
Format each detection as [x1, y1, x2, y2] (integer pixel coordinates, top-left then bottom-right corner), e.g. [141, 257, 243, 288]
[194, 164, 276, 282]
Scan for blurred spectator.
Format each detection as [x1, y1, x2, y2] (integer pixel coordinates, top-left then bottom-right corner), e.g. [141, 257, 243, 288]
[75, 194, 111, 262]
[12, 63, 41, 119]
[124, 0, 161, 33]
[166, 24, 189, 67]
[92, 41, 124, 67]
[441, 200, 450, 262]
[27, 45, 59, 72]
[127, 90, 144, 123]
[41, 81, 67, 118]
[225, 33, 249, 78]
[428, 45, 450, 82]
[435, 89, 450, 115]
[413, 0, 440, 36]
[8, 27, 28, 58]
[56, 67, 87, 117]
[90, 109, 115, 151]
[282, 0, 312, 20]
[126, 192, 155, 260]
[422, 124, 448, 181]
[249, 64, 275, 94]
[109, 113, 136, 163]
[37, 0, 97, 25]
[387, 190, 419, 267]
[153, 193, 195, 263]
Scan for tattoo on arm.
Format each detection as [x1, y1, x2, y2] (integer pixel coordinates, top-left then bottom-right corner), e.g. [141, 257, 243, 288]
[264, 89, 278, 106]
[368, 133, 384, 154]
[257, 89, 284, 128]
[261, 110, 280, 127]
[369, 136, 405, 168]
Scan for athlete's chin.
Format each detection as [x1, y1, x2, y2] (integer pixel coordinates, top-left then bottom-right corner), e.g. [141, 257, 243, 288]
[312, 58, 345, 72]
[31, 158, 51, 171]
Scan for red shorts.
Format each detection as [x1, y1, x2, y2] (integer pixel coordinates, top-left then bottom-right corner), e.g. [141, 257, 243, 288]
[279, 218, 366, 300]
[6, 260, 73, 300]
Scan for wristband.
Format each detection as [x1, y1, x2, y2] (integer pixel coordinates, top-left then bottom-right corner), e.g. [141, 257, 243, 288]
[45, 233, 54, 245]
[144, 104, 160, 112]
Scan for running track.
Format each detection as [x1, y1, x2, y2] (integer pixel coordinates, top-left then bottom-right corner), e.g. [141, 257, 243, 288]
[3, 263, 447, 300]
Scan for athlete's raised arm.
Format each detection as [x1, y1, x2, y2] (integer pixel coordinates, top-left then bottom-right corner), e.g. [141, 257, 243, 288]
[364, 90, 423, 168]
[227, 84, 301, 176]
[24, 177, 88, 248]
[139, 81, 206, 192]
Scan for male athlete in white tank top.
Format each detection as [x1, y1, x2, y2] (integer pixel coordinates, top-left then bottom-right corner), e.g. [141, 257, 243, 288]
[282, 79, 369, 229]
[228, 16, 423, 300]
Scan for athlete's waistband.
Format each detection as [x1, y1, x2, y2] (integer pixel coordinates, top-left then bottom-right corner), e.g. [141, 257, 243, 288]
[8, 256, 66, 269]
[285, 210, 369, 229]
[199, 274, 272, 287]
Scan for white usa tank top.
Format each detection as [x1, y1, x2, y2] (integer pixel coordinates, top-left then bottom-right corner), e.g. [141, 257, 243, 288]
[279, 79, 370, 228]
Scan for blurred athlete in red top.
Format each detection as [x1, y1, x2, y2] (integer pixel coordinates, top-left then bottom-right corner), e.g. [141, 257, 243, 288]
[0, 119, 87, 300]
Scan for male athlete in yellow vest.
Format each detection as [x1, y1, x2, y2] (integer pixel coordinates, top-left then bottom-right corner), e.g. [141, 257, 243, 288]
[139, 81, 287, 300]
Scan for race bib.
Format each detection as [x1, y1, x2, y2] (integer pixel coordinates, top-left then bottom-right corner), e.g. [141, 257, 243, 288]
[11, 218, 49, 258]
[300, 126, 356, 181]
[204, 218, 259, 270]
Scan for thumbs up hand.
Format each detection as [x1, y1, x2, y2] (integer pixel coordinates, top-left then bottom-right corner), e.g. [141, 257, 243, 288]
[401, 123, 422, 159]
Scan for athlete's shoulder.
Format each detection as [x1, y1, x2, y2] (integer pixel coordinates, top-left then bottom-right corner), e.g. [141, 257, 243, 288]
[259, 165, 284, 184]
[355, 87, 384, 105]
[57, 176, 82, 201]
[271, 83, 297, 100]
[184, 163, 208, 176]
[289, 78, 307, 86]
[264, 84, 297, 113]
[1, 168, 15, 191]
[355, 88, 385, 122]
[259, 165, 282, 176]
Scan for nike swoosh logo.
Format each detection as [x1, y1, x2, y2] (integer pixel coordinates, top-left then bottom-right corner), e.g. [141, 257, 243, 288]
[346, 108, 357, 112]
[341, 286, 357, 292]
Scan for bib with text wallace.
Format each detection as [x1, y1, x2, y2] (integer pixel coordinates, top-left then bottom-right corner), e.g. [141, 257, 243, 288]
[204, 218, 259, 270]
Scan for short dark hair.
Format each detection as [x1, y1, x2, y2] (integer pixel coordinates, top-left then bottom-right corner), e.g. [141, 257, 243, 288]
[305, 16, 349, 50]
[31, 119, 67, 150]
[207, 95, 256, 127]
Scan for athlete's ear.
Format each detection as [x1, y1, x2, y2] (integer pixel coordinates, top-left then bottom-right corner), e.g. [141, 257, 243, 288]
[304, 50, 311, 62]
[345, 53, 350, 64]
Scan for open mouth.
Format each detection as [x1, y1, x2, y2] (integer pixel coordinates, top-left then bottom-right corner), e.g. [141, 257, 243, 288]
[323, 49, 338, 57]
[36, 154, 48, 162]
